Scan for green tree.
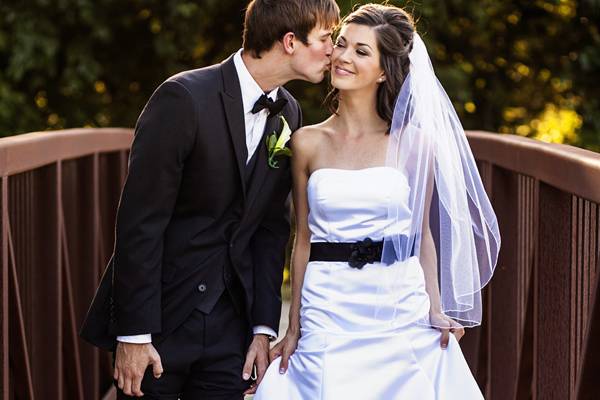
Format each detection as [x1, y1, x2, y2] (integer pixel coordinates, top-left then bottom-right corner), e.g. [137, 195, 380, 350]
[0, 0, 247, 135]
[1, 0, 599, 150]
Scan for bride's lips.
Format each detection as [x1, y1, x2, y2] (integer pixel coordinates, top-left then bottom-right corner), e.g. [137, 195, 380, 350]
[333, 65, 355, 76]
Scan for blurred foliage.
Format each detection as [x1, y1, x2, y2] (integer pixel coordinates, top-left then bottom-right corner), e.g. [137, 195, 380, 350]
[1, 0, 600, 150]
[0, 0, 247, 134]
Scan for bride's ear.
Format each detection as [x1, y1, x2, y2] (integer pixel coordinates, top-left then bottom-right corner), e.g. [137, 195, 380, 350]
[282, 32, 296, 55]
[377, 74, 386, 83]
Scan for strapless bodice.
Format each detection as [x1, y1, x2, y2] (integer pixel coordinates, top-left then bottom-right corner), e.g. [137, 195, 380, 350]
[307, 167, 411, 243]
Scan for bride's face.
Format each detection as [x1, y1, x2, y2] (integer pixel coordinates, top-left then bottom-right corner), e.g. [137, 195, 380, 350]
[330, 23, 385, 91]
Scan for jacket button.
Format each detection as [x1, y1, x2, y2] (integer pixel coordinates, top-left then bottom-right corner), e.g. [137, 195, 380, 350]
[198, 283, 207, 292]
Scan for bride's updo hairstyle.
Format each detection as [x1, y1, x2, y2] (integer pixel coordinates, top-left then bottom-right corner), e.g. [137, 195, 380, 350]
[326, 4, 415, 127]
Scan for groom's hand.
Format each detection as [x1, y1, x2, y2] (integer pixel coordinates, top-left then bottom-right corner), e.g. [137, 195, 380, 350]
[242, 334, 270, 395]
[114, 342, 163, 397]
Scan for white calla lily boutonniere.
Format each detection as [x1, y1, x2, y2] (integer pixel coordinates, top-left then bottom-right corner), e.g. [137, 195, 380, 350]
[265, 116, 292, 169]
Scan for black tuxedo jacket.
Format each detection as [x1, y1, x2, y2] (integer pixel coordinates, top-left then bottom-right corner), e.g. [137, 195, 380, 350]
[80, 55, 301, 350]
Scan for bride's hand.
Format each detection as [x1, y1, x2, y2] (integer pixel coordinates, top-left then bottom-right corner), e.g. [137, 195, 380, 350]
[269, 329, 300, 374]
[429, 312, 465, 349]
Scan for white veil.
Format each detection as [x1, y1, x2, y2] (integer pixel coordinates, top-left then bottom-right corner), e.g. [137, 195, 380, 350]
[380, 33, 500, 328]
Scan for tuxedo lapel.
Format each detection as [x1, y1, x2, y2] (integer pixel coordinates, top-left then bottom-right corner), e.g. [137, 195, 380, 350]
[220, 55, 248, 200]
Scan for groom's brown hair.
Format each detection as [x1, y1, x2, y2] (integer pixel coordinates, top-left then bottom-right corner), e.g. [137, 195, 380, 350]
[243, 0, 340, 58]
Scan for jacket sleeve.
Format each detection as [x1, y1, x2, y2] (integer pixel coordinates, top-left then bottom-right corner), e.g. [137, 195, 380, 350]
[112, 80, 196, 335]
[250, 99, 302, 334]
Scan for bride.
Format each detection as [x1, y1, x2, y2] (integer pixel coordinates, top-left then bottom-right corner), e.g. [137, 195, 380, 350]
[255, 3, 500, 399]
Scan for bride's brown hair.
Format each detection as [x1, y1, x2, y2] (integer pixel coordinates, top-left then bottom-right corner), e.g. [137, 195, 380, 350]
[325, 4, 415, 127]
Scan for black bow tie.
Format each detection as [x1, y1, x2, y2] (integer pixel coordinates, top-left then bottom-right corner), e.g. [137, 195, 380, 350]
[251, 94, 288, 118]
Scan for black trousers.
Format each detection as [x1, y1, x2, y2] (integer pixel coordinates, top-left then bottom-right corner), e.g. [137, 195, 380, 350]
[116, 293, 252, 400]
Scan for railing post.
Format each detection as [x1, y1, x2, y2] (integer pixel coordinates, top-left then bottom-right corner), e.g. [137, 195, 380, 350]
[576, 254, 600, 399]
[488, 167, 520, 399]
[535, 182, 572, 399]
[460, 161, 493, 391]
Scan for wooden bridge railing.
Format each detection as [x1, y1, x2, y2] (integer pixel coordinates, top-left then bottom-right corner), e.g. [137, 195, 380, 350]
[0, 128, 133, 399]
[462, 131, 600, 400]
[0, 128, 598, 399]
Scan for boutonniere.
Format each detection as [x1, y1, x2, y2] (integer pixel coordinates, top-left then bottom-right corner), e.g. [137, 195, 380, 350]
[265, 116, 292, 169]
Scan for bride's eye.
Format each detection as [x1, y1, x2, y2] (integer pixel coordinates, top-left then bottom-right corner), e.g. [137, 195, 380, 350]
[357, 49, 368, 56]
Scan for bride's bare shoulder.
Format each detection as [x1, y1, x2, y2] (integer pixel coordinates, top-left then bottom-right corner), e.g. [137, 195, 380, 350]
[291, 118, 335, 153]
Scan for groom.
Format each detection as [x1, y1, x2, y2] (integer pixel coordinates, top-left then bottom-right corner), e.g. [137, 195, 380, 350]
[80, 0, 340, 398]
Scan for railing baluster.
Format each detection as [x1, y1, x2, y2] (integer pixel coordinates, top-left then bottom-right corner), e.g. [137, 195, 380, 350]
[7, 215, 35, 399]
[93, 153, 101, 400]
[57, 161, 64, 400]
[1, 176, 9, 399]
[60, 201, 85, 399]
[572, 197, 581, 395]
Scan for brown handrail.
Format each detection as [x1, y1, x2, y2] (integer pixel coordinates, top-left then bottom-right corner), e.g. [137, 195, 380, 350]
[468, 131, 600, 203]
[0, 128, 133, 177]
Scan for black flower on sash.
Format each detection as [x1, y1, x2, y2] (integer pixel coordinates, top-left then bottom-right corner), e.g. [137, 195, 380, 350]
[348, 237, 381, 269]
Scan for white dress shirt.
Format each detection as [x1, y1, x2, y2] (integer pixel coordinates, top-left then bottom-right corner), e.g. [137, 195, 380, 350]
[234, 48, 279, 163]
[118, 49, 279, 344]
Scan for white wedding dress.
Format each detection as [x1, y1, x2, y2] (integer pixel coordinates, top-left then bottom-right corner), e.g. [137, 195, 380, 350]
[254, 167, 484, 400]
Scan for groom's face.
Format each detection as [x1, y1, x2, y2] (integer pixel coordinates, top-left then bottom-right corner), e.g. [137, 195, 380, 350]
[291, 25, 334, 83]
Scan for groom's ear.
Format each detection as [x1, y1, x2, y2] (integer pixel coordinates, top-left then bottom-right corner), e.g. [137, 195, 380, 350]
[282, 32, 296, 55]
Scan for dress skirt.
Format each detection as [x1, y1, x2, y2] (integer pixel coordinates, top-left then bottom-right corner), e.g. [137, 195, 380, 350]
[254, 256, 484, 400]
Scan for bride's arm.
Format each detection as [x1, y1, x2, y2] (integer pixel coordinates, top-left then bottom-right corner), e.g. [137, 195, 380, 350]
[419, 167, 442, 314]
[287, 132, 312, 340]
[268, 129, 314, 373]
[419, 167, 465, 348]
